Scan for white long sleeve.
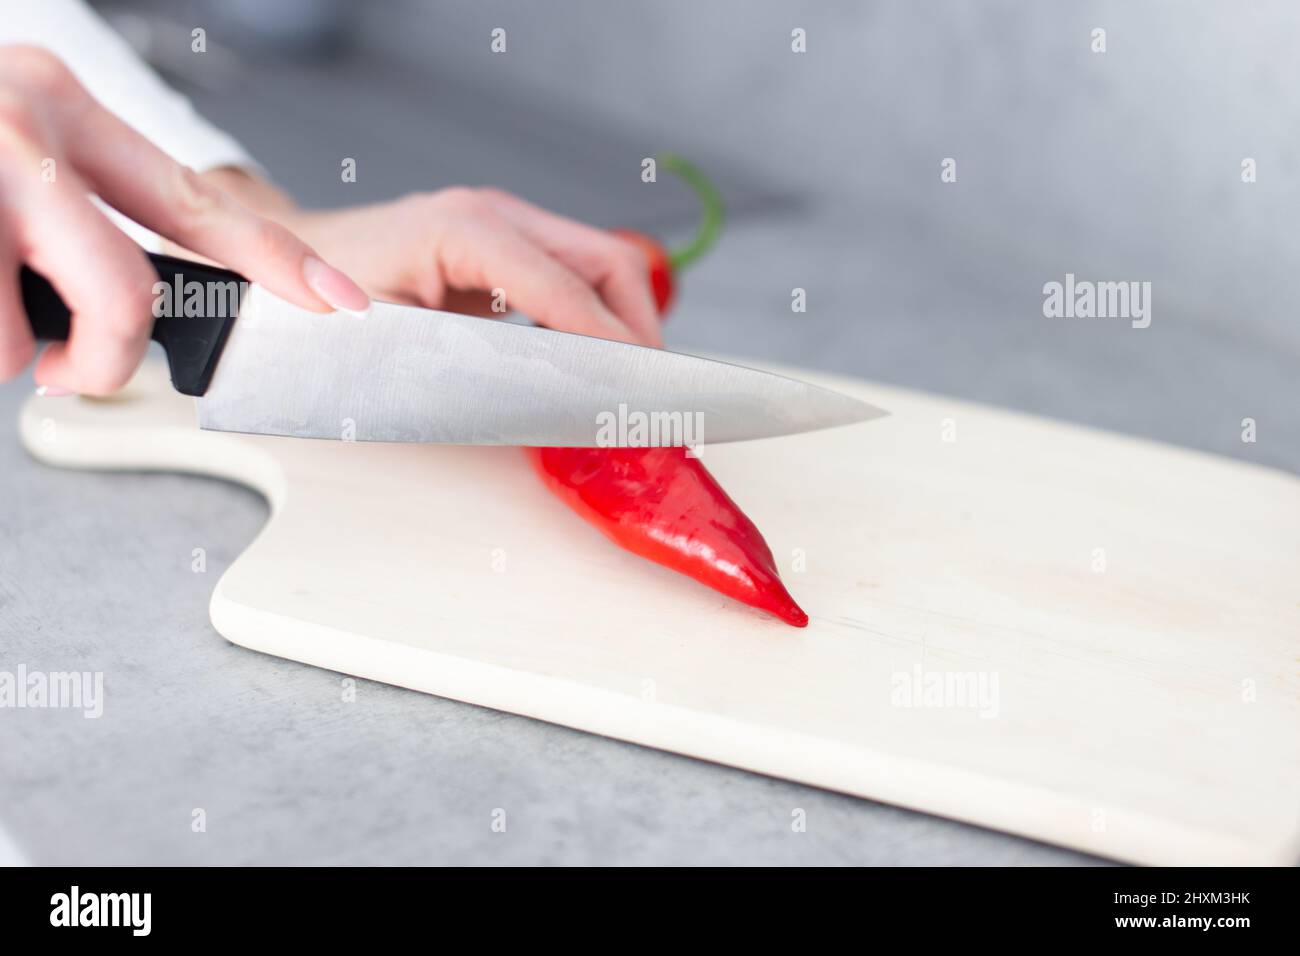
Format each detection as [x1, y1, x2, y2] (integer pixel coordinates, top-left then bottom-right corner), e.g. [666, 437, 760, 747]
[0, 0, 256, 247]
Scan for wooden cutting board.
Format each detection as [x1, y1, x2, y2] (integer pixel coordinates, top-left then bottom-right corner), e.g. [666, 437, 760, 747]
[19, 359, 1300, 865]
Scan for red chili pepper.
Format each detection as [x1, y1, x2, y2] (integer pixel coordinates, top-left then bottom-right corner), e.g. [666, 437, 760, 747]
[607, 154, 724, 317]
[528, 446, 807, 626]
[528, 155, 808, 627]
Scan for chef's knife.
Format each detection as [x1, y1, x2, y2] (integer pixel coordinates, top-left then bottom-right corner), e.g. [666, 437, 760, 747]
[20, 253, 887, 446]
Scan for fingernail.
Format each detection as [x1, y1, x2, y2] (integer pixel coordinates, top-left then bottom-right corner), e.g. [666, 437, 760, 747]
[35, 385, 75, 397]
[302, 256, 371, 317]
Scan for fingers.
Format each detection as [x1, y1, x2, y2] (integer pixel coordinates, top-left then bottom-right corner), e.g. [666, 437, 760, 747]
[482, 190, 663, 347]
[0, 44, 368, 397]
[437, 211, 642, 344]
[62, 87, 369, 315]
[0, 53, 150, 394]
[10, 163, 158, 395]
[0, 239, 35, 383]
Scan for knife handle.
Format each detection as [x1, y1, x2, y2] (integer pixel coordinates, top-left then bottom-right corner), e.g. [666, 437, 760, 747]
[20, 252, 246, 396]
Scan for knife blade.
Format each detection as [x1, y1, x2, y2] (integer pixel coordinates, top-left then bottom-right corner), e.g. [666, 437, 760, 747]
[22, 253, 888, 447]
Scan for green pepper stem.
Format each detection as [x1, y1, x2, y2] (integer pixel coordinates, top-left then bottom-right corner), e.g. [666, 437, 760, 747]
[659, 153, 724, 272]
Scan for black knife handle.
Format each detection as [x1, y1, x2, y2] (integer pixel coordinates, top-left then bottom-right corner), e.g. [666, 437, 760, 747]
[20, 252, 246, 396]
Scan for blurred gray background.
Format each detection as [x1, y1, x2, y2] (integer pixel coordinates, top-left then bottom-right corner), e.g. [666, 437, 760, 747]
[2, 0, 1296, 865]
[122, 0, 1300, 472]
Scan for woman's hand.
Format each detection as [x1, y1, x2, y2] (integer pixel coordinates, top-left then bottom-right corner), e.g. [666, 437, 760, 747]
[208, 175, 663, 348]
[0, 45, 369, 395]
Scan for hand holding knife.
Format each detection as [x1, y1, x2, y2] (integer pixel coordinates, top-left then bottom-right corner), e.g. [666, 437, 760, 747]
[22, 253, 885, 447]
[3, 52, 885, 445]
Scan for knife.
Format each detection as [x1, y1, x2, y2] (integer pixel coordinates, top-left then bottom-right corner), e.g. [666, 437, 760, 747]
[20, 253, 887, 446]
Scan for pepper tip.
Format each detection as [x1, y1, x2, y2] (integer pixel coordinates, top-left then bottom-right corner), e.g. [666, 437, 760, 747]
[783, 605, 810, 628]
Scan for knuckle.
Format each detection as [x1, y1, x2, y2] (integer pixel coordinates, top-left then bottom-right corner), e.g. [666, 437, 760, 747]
[435, 186, 492, 218]
[609, 243, 647, 282]
[553, 275, 600, 312]
[402, 188, 467, 225]
[0, 89, 41, 145]
[403, 188, 441, 209]
[248, 218, 298, 263]
[619, 242, 648, 275]
[418, 186, 461, 209]
[436, 232, 484, 285]
[476, 186, 514, 208]
[1, 46, 79, 99]
[168, 165, 223, 227]
[166, 169, 252, 247]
